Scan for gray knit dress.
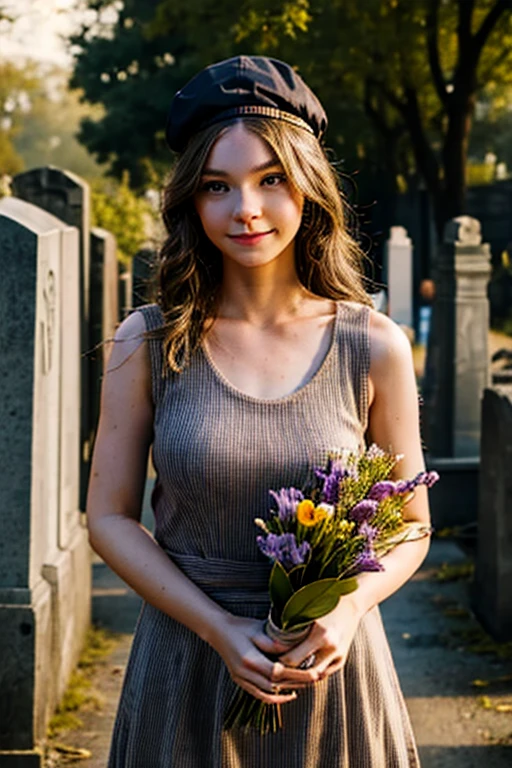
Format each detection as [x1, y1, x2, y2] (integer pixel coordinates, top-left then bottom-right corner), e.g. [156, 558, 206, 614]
[108, 301, 420, 768]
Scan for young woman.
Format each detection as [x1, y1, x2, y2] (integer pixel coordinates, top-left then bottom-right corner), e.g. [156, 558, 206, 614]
[87, 56, 431, 767]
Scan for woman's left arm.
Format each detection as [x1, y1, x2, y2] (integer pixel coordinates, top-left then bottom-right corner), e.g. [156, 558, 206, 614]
[278, 310, 431, 681]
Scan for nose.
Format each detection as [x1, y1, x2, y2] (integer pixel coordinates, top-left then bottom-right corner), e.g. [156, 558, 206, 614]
[232, 186, 262, 224]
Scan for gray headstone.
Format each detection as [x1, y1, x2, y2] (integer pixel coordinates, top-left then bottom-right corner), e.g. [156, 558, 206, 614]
[384, 226, 413, 328]
[132, 248, 157, 308]
[422, 216, 491, 458]
[0, 198, 89, 758]
[11, 167, 91, 510]
[472, 386, 512, 640]
[118, 261, 133, 321]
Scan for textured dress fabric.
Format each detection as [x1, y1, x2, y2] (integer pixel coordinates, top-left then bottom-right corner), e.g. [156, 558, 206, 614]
[108, 301, 420, 768]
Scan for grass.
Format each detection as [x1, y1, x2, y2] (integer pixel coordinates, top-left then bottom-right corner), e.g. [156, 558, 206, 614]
[47, 626, 119, 739]
[435, 561, 475, 582]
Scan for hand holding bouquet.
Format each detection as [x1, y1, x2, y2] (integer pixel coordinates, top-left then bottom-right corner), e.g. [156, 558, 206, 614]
[225, 444, 438, 733]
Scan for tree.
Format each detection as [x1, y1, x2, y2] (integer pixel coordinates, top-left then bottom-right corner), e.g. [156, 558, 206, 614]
[13, 65, 108, 181]
[70, 0, 512, 240]
[91, 172, 157, 263]
[150, 0, 512, 237]
[69, 0, 199, 189]
[0, 61, 40, 178]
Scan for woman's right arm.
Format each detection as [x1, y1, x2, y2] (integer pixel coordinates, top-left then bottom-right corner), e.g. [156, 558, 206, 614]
[86, 311, 313, 701]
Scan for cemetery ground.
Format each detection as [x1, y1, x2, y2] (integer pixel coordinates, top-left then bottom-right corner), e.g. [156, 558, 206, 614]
[43, 482, 512, 768]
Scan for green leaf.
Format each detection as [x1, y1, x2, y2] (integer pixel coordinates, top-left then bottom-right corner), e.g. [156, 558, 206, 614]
[269, 561, 293, 617]
[288, 564, 307, 590]
[281, 577, 358, 629]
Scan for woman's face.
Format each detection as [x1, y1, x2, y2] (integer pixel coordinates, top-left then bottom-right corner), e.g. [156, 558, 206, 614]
[194, 122, 304, 270]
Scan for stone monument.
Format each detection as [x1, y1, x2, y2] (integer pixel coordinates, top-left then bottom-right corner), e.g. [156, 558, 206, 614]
[472, 386, 512, 640]
[0, 197, 90, 765]
[11, 168, 92, 510]
[132, 248, 157, 308]
[423, 216, 491, 458]
[384, 226, 413, 329]
[422, 216, 491, 529]
[90, 227, 119, 442]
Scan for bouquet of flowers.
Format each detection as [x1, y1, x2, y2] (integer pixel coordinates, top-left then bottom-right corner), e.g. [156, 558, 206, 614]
[225, 444, 438, 734]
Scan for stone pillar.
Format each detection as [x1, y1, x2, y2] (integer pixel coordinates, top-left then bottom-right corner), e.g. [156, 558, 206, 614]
[422, 216, 492, 458]
[0, 197, 90, 765]
[132, 248, 157, 308]
[472, 386, 512, 640]
[11, 168, 91, 510]
[384, 226, 413, 328]
[90, 227, 119, 443]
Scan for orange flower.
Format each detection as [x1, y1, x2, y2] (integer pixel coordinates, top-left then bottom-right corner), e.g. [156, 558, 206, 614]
[297, 500, 328, 527]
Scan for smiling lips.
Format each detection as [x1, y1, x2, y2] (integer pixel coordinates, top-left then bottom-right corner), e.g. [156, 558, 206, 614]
[228, 230, 275, 245]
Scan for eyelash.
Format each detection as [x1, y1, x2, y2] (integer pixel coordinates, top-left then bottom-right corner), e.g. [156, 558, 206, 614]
[200, 174, 287, 194]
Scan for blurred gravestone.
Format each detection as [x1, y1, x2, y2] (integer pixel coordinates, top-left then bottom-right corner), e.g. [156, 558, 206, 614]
[472, 386, 512, 640]
[384, 226, 413, 329]
[118, 261, 133, 321]
[132, 248, 157, 308]
[12, 167, 92, 511]
[90, 227, 119, 443]
[0, 197, 89, 764]
[423, 217, 491, 458]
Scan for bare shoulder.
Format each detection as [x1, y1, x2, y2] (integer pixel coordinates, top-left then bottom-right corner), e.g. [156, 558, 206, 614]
[368, 308, 413, 368]
[367, 309, 415, 405]
[104, 310, 151, 384]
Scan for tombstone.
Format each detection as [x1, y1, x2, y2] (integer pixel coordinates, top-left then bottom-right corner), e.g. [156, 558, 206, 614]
[118, 261, 133, 321]
[472, 386, 512, 640]
[422, 216, 492, 459]
[90, 227, 119, 443]
[0, 197, 89, 764]
[384, 226, 413, 329]
[11, 167, 92, 510]
[132, 248, 157, 308]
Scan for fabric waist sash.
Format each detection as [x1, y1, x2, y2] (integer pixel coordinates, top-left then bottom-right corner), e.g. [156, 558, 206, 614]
[163, 549, 272, 606]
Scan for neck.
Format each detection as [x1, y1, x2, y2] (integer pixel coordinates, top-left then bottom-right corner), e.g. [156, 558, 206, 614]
[218, 255, 308, 326]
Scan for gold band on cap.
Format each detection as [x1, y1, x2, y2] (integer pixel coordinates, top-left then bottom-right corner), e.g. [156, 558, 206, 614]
[201, 105, 317, 137]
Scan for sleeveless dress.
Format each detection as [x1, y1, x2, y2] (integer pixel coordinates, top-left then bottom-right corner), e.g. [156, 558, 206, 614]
[108, 301, 420, 768]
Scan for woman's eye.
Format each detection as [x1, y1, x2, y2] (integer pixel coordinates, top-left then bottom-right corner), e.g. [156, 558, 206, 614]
[201, 181, 228, 193]
[262, 174, 286, 187]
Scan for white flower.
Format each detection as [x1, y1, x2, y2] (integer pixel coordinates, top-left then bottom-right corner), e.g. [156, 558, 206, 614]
[315, 503, 335, 518]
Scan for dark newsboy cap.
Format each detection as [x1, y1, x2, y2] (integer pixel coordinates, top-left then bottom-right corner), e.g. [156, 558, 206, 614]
[165, 55, 328, 152]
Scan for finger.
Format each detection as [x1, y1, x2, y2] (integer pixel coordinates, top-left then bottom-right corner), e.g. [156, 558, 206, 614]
[317, 655, 345, 678]
[233, 675, 298, 705]
[252, 631, 291, 657]
[280, 637, 322, 669]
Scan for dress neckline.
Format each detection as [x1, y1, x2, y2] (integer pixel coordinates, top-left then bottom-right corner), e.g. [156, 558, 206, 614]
[199, 302, 340, 405]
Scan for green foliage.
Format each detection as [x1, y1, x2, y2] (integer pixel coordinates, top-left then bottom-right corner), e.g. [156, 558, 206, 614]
[0, 61, 40, 177]
[280, 577, 358, 630]
[70, 0, 512, 234]
[91, 172, 156, 263]
[269, 561, 293, 616]
[12, 65, 107, 181]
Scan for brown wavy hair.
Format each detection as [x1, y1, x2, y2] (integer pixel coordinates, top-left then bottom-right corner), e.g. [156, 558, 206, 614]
[152, 116, 372, 373]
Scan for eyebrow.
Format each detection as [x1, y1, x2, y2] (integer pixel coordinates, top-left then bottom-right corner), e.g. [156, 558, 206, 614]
[201, 159, 283, 177]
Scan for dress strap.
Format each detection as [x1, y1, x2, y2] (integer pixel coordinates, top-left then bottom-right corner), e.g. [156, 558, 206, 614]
[133, 303, 166, 407]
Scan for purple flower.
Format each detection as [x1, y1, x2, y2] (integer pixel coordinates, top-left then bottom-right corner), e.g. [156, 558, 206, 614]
[367, 481, 400, 501]
[353, 548, 384, 574]
[269, 488, 304, 522]
[394, 471, 441, 496]
[316, 459, 359, 505]
[349, 499, 378, 523]
[257, 533, 311, 570]
[359, 521, 378, 543]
